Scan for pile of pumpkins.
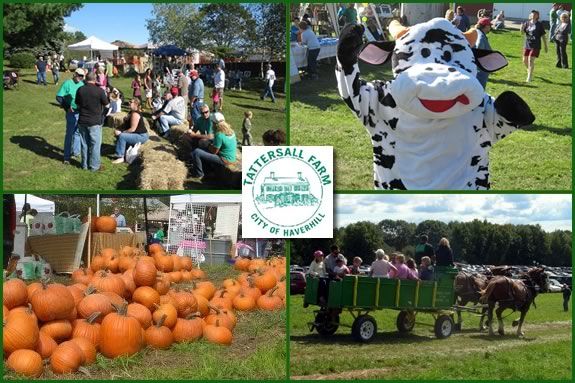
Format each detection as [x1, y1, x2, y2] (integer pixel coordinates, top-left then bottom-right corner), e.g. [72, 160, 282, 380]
[3, 244, 286, 378]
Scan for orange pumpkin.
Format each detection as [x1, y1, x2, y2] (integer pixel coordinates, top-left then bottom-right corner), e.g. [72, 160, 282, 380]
[50, 340, 84, 374]
[70, 337, 97, 365]
[171, 314, 204, 342]
[154, 273, 171, 295]
[132, 286, 160, 311]
[36, 331, 58, 359]
[26, 282, 43, 302]
[190, 268, 206, 280]
[203, 320, 233, 346]
[169, 290, 198, 318]
[156, 255, 174, 272]
[193, 281, 216, 300]
[205, 305, 236, 331]
[95, 216, 117, 233]
[145, 315, 174, 349]
[30, 281, 75, 322]
[148, 243, 164, 255]
[257, 287, 283, 311]
[127, 302, 153, 329]
[254, 271, 278, 293]
[99, 304, 144, 358]
[232, 292, 257, 311]
[4, 306, 40, 354]
[152, 303, 178, 329]
[118, 256, 136, 273]
[3, 278, 28, 309]
[133, 259, 158, 287]
[71, 312, 101, 349]
[210, 290, 234, 311]
[40, 320, 72, 343]
[90, 255, 106, 272]
[7, 349, 44, 377]
[77, 288, 113, 321]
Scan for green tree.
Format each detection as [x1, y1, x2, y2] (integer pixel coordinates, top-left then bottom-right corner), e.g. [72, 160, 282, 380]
[415, 220, 449, 249]
[198, 4, 257, 50]
[146, 4, 203, 50]
[340, 221, 388, 264]
[252, 3, 286, 60]
[3, 3, 83, 54]
[378, 219, 416, 251]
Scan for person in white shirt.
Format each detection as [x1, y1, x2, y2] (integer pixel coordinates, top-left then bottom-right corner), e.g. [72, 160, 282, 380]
[213, 64, 225, 111]
[260, 63, 276, 102]
[152, 90, 186, 137]
[369, 249, 397, 278]
[298, 21, 321, 79]
[308, 250, 326, 277]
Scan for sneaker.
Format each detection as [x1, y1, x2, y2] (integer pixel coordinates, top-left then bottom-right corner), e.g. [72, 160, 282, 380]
[91, 165, 106, 172]
[63, 160, 70, 165]
[112, 158, 125, 164]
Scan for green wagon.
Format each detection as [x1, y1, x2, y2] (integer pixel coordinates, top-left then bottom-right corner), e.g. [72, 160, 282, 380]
[303, 267, 459, 342]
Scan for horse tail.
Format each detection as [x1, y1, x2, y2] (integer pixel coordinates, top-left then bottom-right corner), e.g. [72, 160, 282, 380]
[479, 281, 497, 304]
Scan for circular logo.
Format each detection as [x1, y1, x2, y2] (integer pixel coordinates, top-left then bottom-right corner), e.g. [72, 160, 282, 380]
[252, 157, 323, 228]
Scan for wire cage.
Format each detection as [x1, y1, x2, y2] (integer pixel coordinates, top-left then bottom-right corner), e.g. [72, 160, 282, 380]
[167, 201, 207, 265]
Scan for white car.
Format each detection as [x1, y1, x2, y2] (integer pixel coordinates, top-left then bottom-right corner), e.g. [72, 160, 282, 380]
[547, 279, 564, 293]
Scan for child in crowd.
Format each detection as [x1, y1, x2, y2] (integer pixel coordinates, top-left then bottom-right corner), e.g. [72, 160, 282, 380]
[211, 88, 220, 112]
[333, 256, 350, 279]
[419, 256, 434, 280]
[350, 256, 363, 275]
[131, 74, 142, 102]
[242, 111, 253, 146]
[406, 258, 420, 280]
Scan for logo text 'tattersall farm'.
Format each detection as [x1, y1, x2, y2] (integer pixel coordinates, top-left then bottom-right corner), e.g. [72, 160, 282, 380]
[243, 147, 332, 186]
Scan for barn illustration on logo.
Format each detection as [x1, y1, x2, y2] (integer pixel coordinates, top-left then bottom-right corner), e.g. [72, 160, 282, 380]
[256, 171, 319, 208]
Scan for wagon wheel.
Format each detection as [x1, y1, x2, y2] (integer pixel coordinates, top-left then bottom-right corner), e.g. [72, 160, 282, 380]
[351, 315, 377, 343]
[434, 315, 454, 339]
[315, 311, 339, 336]
[396, 310, 416, 333]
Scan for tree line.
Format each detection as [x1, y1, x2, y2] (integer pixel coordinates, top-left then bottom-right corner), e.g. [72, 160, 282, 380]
[291, 219, 572, 267]
[4, 3, 285, 61]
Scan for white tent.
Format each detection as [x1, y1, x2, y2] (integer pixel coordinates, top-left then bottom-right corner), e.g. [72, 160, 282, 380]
[15, 194, 55, 214]
[68, 36, 119, 59]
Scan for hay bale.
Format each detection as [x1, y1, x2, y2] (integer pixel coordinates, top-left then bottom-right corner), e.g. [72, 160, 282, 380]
[106, 112, 128, 129]
[139, 135, 188, 190]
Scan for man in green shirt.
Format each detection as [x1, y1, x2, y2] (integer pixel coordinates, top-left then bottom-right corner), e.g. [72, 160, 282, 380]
[56, 68, 85, 164]
[187, 104, 214, 149]
[342, 4, 358, 25]
[414, 234, 435, 264]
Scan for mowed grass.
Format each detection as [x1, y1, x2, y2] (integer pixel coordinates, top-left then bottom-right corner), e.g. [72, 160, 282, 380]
[4, 264, 287, 380]
[290, 293, 571, 380]
[3, 68, 285, 191]
[291, 28, 572, 190]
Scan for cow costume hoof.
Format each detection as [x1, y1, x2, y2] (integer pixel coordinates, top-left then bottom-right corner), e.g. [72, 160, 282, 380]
[335, 17, 534, 190]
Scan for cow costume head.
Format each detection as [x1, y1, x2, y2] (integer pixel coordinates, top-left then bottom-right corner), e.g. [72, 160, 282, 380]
[359, 18, 508, 119]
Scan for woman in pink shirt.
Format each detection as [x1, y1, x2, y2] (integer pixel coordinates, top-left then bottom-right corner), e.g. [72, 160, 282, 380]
[390, 254, 418, 280]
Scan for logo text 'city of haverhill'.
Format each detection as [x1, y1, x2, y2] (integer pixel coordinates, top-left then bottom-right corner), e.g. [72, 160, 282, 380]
[242, 146, 333, 239]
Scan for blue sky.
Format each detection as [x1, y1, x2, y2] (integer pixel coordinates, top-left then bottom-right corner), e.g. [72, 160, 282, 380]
[64, 4, 153, 45]
[336, 194, 572, 232]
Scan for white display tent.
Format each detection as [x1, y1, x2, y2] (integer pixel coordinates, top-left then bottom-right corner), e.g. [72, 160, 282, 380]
[68, 36, 119, 59]
[15, 194, 55, 213]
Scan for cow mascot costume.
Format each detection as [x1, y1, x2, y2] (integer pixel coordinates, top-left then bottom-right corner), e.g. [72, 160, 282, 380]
[336, 18, 535, 190]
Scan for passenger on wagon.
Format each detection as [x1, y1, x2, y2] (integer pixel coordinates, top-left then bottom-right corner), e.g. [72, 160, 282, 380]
[369, 249, 396, 278]
[350, 257, 363, 275]
[333, 256, 350, 280]
[419, 256, 434, 280]
[390, 254, 418, 280]
[406, 258, 420, 280]
[308, 250, 326, 278]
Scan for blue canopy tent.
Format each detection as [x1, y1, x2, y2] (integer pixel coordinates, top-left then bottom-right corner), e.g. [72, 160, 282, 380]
[153, 45, 186, 56]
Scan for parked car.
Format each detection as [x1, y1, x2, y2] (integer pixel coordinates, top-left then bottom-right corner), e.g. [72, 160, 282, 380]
[548, 279, 564, 293]
[290, 271, 306, 295]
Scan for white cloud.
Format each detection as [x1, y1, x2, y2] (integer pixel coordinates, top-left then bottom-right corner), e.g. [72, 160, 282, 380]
[335, 194, 572, 232]
[64, 24, 79, 33]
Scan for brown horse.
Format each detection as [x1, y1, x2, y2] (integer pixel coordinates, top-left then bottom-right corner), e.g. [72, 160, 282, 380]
[479, 267, 548, 337]
[454, 272, 489, 330]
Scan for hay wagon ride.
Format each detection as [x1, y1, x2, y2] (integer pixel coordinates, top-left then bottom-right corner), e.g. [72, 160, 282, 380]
[303, 266, 468, 342]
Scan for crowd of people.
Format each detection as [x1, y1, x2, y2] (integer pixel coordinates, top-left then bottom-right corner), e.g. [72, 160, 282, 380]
[52, 56, 283, 177]
[445, 5, 571, 85]
[307, 235, 454, 283]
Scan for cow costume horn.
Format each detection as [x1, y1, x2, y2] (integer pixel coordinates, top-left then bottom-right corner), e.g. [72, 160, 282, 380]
[389, 20, 409, 40]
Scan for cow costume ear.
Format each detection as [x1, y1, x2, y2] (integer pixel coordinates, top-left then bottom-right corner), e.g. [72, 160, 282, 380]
[473, 48, 508, 72]
[358, 41, 396, 65]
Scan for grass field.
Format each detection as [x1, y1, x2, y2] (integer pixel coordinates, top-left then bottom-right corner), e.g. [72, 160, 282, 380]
[4, 264, 286, 380]
[3, 69, 285, 191]
[289, 293, 571, 380]
[291, 28, 572, 191]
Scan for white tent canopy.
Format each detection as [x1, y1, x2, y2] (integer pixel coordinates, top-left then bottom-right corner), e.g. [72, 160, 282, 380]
[15, 194, 55, 214]
[68, 36, 119, 59]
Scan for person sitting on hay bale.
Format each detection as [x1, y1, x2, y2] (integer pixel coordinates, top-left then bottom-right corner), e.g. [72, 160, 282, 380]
[189, 113, 237, 179]
[107, 88, 123, 115]
[186, 104, 214, 149]
[112, 98, 149, 164]
[151, 88, 186, 138]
